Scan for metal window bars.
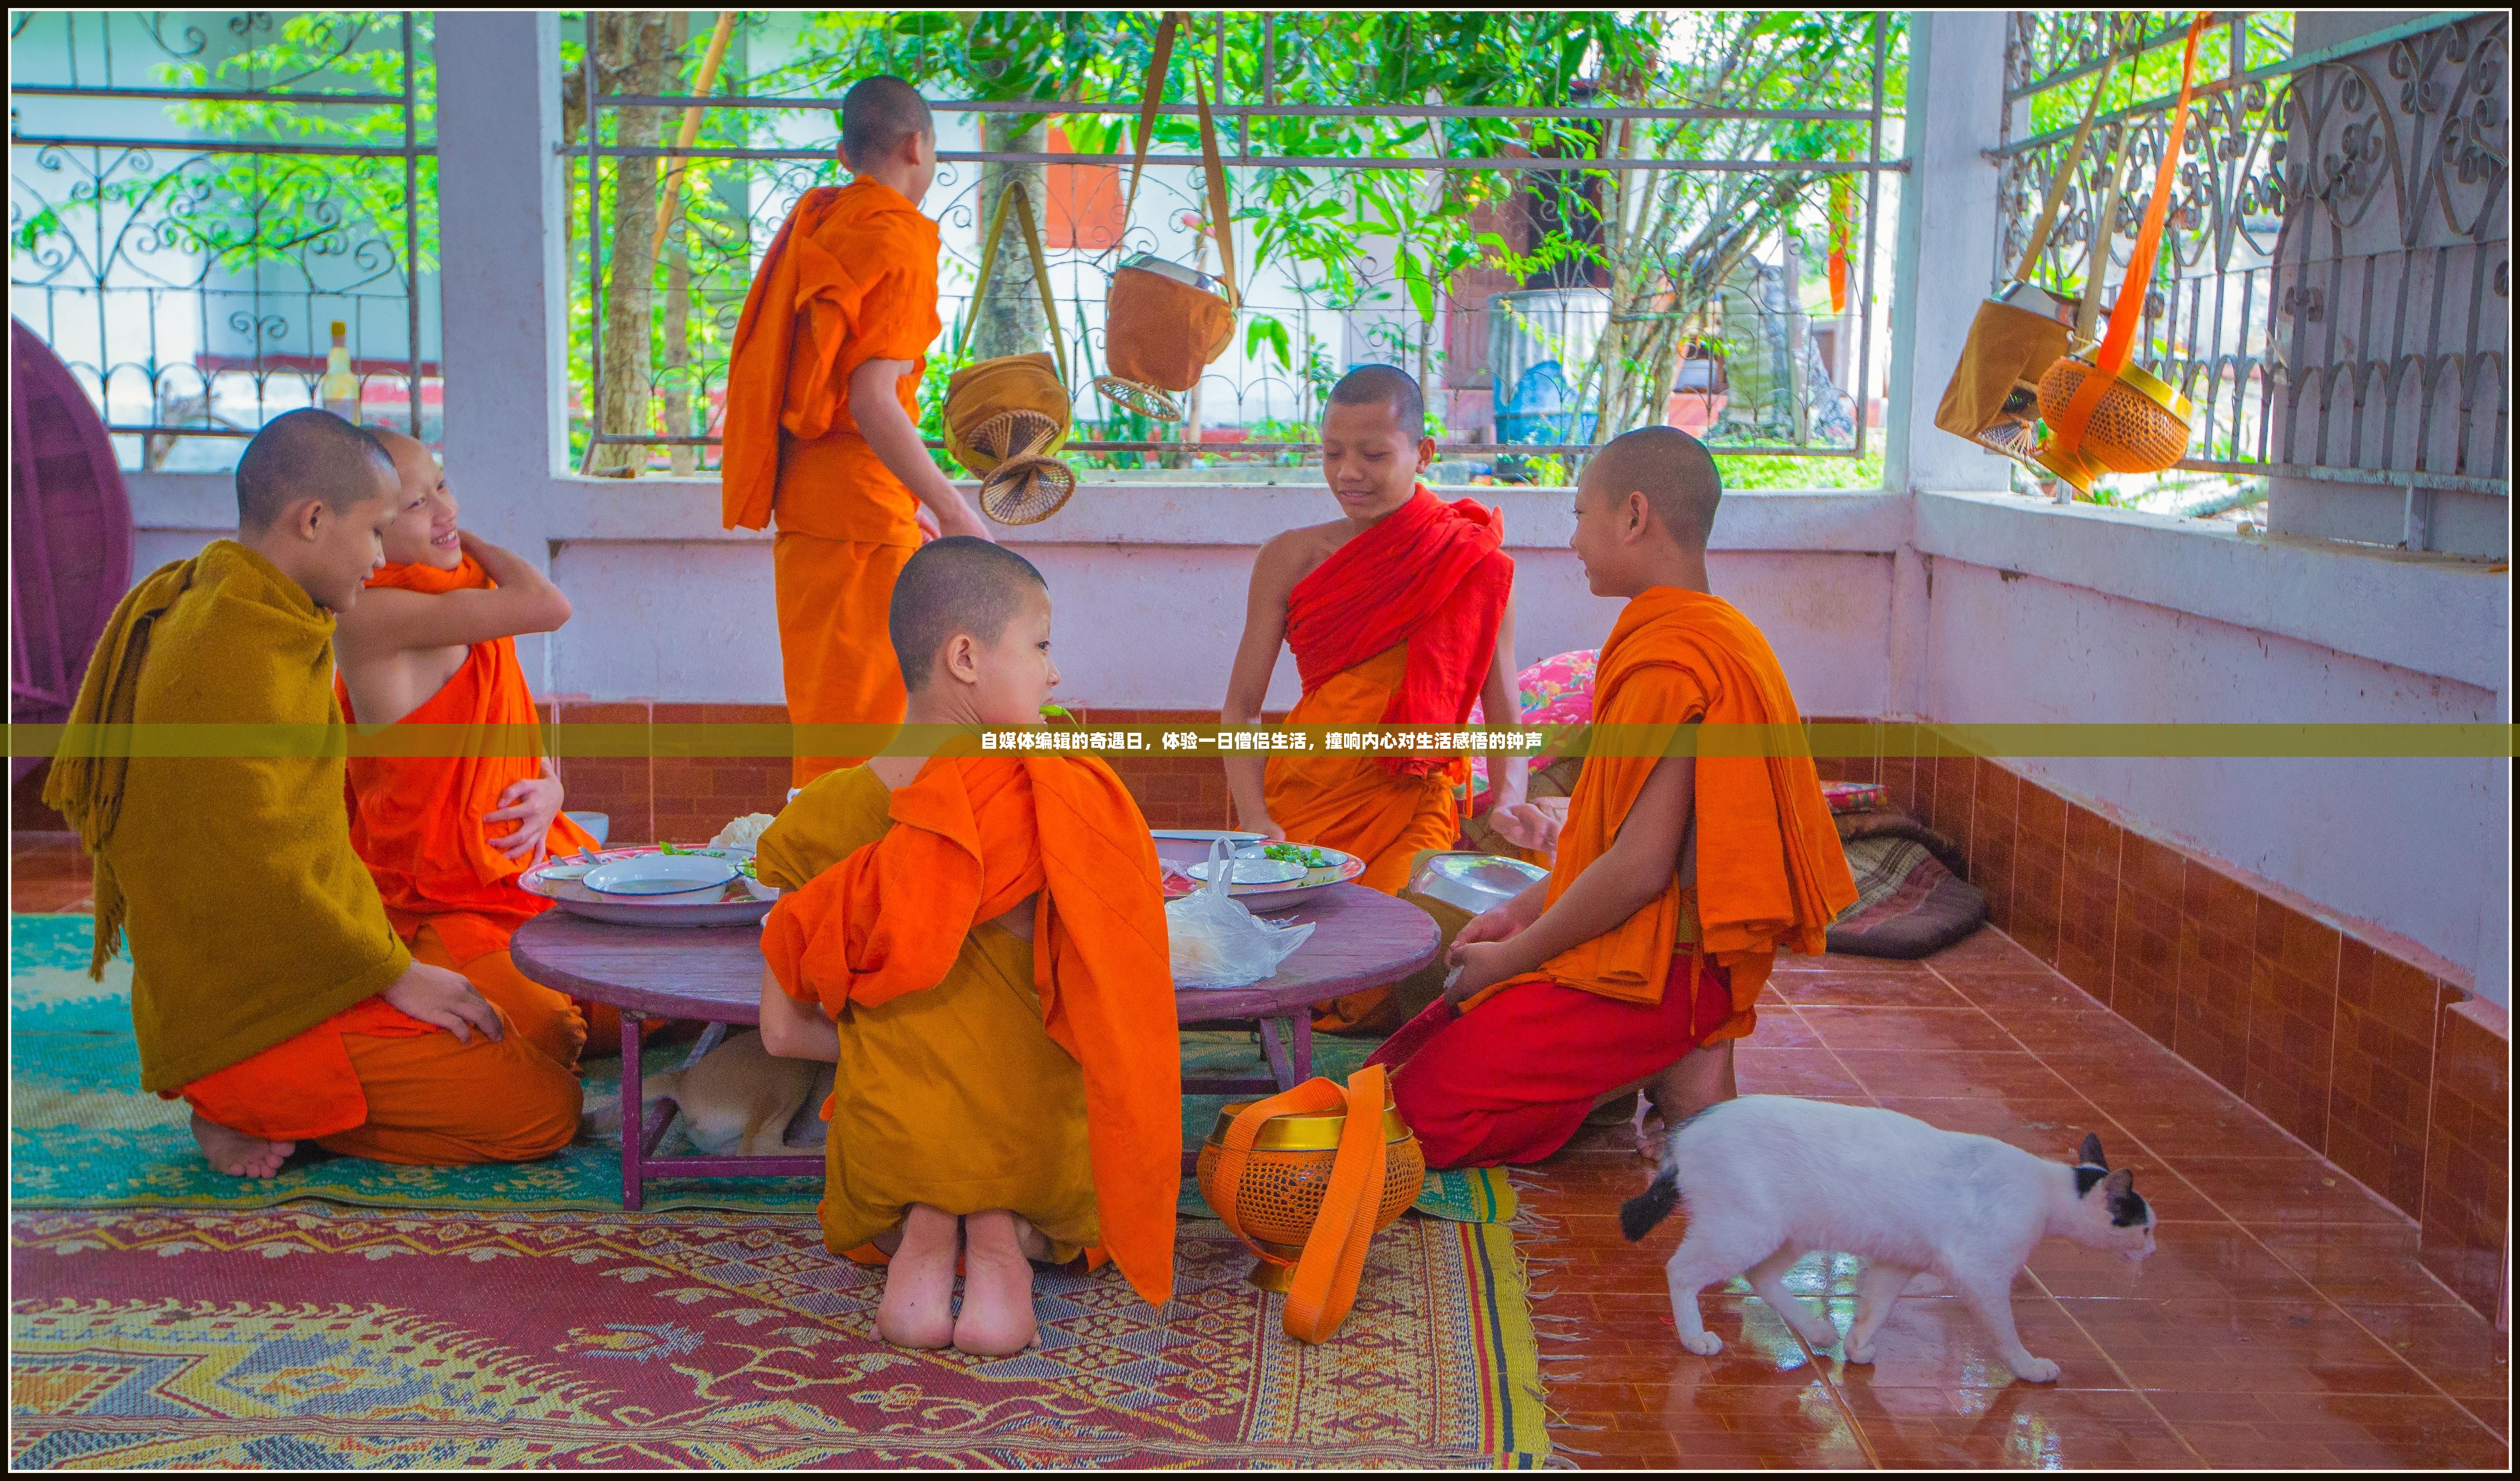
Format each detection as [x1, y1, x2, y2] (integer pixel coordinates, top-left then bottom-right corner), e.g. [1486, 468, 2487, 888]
[7, 11, 436, 469]
[1990, 10, 2509, 503]
[568, 11, 1902, 477]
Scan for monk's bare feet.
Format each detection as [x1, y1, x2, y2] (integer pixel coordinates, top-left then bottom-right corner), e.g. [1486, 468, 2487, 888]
[190, 1112, 293, 1178]
[876, 1204, 958, 1349]
[953, 1209, 1040, 1357]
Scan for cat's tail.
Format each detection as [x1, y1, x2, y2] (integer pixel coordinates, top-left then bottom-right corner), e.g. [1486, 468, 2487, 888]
[1619, 1163, 1681, 1241]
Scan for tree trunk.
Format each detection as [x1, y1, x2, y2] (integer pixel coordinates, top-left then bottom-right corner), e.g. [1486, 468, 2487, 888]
[663, 239, 695, 476]
[972, 113, 1047, 363]
[659, 13, 696, 478]
[590, 12, 678, 477]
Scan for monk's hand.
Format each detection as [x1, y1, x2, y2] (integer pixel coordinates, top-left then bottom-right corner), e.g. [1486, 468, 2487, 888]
[383, 961, 505, 1044]
[914, 504, 942, 540]
[484, 776, 565, 861]
[1452, 903, 1527, 953]
[1488, 798, 1567, 852]
[1444, 941, 1518, 1007]
[933, 495, 994, 543]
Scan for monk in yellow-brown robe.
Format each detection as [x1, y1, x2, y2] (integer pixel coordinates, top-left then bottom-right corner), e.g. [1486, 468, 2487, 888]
[47, 411, 578, 1178]
[755, 756, 1179, 1301]
[753, 536, 1175, 1356]
[721, 76, 991, 788]
[1370, 428, 1856, 1168]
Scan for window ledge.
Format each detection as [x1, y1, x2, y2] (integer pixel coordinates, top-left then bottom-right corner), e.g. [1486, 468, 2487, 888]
[1914, 489, 2507, 691]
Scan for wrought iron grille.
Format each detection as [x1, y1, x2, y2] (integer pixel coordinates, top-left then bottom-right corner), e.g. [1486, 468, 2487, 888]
[8, 10, 437, 471]
[567, 11, 1903, 479]
[1992, 10, 2509, 504]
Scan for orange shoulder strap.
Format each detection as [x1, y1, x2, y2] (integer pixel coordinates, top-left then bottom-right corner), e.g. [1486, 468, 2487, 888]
[1207, 1065, 1392, 1344]
[2050, 14, 2211, 458]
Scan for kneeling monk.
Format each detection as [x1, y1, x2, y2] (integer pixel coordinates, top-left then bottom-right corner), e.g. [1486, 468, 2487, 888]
[1371, 427, 1856, 1169]
[1220, 365, 1547, 1034]
[46, 410, 581, 1178]
[332, 430, 614, 1064]
[755, 538, 1178, 1357]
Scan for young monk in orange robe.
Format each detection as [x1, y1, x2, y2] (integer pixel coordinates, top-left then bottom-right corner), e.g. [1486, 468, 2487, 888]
[1369, 426, 1856, 1168]
[721, 75, 992, 789]
[1220, 366, 1554, 1034]
[332, 431, 621, 1062]
[45, 410, 580, 1179]
[755, 538, 1178, 1357]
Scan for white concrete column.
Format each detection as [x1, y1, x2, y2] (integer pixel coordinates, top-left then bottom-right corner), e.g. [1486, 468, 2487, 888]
[1884, 10, 2013, 498]
[432, 12, 570, 687]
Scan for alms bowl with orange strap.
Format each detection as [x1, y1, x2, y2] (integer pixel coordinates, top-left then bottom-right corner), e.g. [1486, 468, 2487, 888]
[2032, 353, 2193, 494]
[1196, 1091, 1424, 1293]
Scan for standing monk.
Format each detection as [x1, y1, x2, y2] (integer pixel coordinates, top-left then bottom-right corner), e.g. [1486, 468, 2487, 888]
[1371, 427, 1856, 1169]
[332, 430, 621, 1063]
[45, 409, 581, 1178]
[721, 75, 992, 789]
[1219, 366, 1548, 1034]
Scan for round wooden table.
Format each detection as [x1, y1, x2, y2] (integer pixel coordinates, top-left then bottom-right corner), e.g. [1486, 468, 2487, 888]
[512, 882, 1443, 1209]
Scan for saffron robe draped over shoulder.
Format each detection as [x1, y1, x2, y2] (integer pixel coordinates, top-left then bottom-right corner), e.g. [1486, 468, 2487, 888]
[1265, 488, 1512, 1030]
[720, 178, 942, 546]
[45, 540, 414, 1091]
[719, 178, 942, 783]
[1475, 586, 1857, 1025]
[338, 555, 597, 965]
[758, 756, 1181, 1307]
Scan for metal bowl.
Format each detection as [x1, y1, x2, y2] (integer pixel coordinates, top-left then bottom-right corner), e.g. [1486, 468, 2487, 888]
[1407, 851, 1549, 916]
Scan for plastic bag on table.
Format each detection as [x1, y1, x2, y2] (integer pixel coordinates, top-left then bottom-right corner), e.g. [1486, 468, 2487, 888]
[1167, 838, 1314, 989]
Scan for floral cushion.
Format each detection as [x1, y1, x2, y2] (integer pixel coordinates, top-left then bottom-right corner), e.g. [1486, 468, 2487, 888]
[1466, 649, 1597, 803]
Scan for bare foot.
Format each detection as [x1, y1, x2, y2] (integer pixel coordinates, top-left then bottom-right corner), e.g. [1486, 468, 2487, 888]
[875, 1204, 958, 1349]
[190, 1112, 293, 1178]
[953, 1209, 1040, 1357]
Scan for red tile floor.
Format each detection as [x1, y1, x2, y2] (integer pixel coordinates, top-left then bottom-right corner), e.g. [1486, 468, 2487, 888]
[12, 831, 2509, 1467]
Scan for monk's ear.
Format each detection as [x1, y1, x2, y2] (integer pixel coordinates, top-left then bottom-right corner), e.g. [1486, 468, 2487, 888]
[937, 631, 977, 686]
[834, 139, 853, 173]
[1415, 434, 1437, 473]
[1618, 489, 1651, 542]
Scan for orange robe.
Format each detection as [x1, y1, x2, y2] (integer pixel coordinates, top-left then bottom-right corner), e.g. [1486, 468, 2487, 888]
[1377, 586, 1857, 1167]
[1475, 585, 1856, 1018]
[759, 756, 1181, 1308]
[721, 178, 942, 787]
[44, 539, 578, 1166]
[1265, 487, 1513, 1032]
[339, 556, 607, 1063]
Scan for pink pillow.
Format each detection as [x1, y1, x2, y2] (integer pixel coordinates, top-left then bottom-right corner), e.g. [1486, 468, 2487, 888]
[1467, 649, 1597, 804]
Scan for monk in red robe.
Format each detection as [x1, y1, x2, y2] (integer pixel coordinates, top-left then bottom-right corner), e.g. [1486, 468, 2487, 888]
[757, 538, 1178, 1357]
[47, 410, 579, 1178]
[1370, 426, 1857, 1168]
[333, 431, 622, 1060]
[1220, 366, 1553, 1034]
[720, 75, 992, 789]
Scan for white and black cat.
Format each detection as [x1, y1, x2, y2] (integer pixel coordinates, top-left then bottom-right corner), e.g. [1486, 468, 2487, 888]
[1620, 1095, 2156, 1383]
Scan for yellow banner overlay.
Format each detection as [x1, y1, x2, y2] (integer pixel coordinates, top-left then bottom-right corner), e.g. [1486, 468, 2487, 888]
[10, 722, 2516, 760]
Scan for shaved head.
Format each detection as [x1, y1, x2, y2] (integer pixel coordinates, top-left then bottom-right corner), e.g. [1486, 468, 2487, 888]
[235, 408, 395, 531]
[1326, 363, 1425, 435]
[1584, 425, 1722, 549]
[841, 75, 933, 169]
[889, 536, 1048, 693]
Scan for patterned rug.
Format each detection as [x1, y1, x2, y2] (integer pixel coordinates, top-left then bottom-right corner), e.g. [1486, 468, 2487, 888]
[10, 1202, 1551, 1467]
[10, 914, 1511, 1224]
